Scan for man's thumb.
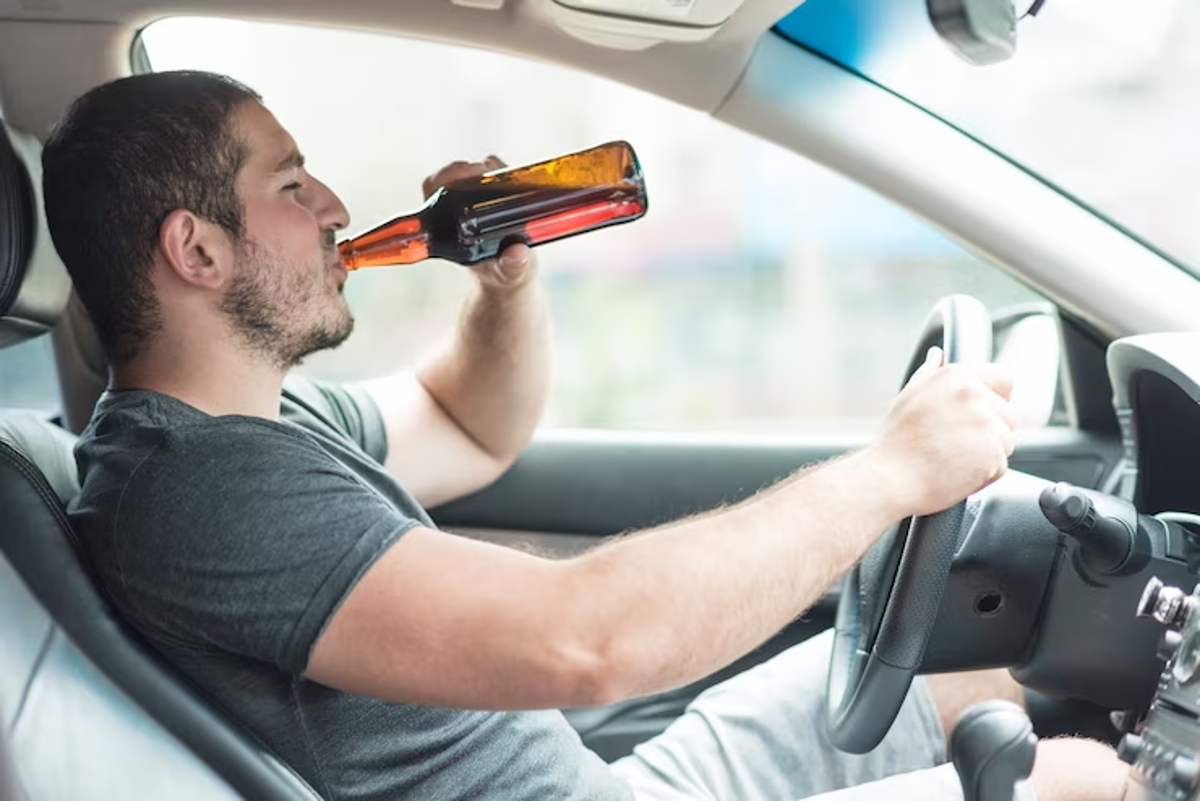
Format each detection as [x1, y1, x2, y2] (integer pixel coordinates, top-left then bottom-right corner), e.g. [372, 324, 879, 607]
[906, 346, 943, 387]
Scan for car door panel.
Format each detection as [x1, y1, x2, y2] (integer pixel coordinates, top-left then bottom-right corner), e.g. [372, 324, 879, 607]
[433, 429, 1122, 537]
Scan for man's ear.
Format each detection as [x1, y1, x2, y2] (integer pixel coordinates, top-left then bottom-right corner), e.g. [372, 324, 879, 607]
[157, 209, 233, 289]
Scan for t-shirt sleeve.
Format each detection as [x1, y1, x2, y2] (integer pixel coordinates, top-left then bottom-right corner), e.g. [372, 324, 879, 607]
[112, 422, 416, 675]
[281, 374, 388, 464]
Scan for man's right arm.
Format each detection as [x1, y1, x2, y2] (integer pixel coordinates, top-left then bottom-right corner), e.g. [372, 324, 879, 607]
[306, 353, 1016, 710]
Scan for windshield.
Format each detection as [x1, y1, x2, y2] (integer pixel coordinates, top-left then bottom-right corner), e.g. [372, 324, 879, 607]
[136, 16, 1045, 435]
[777, 0, 1200, 275]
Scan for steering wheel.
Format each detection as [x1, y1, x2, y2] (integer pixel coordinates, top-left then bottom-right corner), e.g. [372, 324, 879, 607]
[826, 294, 994, 754]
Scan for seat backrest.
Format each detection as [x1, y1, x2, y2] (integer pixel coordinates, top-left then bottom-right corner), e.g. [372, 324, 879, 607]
[0, 416, 322, 801]
[0, 726, 27, 801]
[0, 119, 321, 800]
[0, 417, 240, 800]
[0, 517, 239, 800]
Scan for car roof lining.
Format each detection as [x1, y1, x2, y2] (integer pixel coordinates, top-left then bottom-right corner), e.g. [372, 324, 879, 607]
[0, 0, 799, 137]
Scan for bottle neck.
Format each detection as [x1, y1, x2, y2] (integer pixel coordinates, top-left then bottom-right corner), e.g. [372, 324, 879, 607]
[338, 210, 431, 271]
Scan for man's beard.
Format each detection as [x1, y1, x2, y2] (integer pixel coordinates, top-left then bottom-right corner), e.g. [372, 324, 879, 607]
[220, 239, 354, 369]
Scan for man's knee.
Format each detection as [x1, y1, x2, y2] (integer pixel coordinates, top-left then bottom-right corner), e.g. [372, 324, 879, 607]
[924, 669, 1025, 747]
[1027, 737, 1127, 801]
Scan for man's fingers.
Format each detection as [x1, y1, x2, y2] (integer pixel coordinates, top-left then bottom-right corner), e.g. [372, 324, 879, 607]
[422, 158, 496, 198]
[473, 242, 536, 289]
[985, 389, 1018, 432]
[904, 346, 944, 389]
[994, 417, 1016, 458]
[970, 362, 1015, 401]
[497, 242, 532, 277]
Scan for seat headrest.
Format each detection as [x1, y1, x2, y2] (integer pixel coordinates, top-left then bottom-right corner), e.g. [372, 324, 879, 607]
[0, 121, 70, 348]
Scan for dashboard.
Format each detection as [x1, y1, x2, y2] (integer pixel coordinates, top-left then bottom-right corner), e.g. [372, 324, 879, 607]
[916, 334, 1200, 717]
[1110, 334, 1200, 522]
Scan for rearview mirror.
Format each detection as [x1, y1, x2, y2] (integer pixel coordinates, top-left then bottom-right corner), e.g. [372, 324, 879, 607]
[927, 0, 1046, 66]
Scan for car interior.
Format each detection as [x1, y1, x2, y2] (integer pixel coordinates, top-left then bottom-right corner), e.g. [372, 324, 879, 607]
[5, 0, 1200, 799]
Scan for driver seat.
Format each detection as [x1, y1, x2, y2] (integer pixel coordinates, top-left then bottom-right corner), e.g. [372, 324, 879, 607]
[0, 118, 320, 799]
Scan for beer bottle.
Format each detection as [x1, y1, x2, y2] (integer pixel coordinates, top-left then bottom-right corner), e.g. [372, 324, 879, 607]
[337, 141, 647, 270]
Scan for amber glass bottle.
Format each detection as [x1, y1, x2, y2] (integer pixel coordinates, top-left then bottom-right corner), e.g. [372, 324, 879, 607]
[337, 141, 647, 270]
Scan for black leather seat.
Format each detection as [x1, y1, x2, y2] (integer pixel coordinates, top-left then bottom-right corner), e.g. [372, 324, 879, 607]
[0, 729, 26, 801]
[0, 119, 320, 800]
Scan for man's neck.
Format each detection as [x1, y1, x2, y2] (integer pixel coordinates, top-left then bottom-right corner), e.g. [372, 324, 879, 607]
[111, 345, 286, 421]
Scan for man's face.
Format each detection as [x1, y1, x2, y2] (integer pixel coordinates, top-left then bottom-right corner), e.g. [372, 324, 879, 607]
[221, 101, 354, 368]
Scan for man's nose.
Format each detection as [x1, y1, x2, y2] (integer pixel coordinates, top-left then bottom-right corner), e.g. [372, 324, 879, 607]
[312, 177, 350, 233]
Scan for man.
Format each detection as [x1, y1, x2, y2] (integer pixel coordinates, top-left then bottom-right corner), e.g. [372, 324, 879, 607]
[44, 71, 1126, 800]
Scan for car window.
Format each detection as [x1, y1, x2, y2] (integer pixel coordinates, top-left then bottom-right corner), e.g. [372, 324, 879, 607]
[139, 17, 1051, 434]
[0, 335, 60, 414]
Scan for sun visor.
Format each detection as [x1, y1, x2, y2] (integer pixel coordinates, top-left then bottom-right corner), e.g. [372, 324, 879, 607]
[539, 0, 752, 50]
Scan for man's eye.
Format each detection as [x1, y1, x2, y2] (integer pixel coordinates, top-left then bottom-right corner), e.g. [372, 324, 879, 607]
[283, 182, 303, 192]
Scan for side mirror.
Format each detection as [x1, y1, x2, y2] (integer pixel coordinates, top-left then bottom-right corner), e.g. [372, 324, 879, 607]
[992, 304, 1062, 429]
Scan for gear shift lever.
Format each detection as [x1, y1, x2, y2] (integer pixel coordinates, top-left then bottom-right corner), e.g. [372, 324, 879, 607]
[952, 701, 1037, 801]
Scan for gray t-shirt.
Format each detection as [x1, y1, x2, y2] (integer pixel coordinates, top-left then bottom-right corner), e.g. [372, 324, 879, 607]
[69, 376, 631, 801]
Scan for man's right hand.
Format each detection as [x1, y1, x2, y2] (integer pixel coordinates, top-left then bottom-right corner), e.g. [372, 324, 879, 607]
[869, 346, 1017, 518]
[1028, 738, 1128, 801]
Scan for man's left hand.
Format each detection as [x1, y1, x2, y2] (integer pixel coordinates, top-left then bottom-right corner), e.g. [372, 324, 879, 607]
[422, 155, 539, 291]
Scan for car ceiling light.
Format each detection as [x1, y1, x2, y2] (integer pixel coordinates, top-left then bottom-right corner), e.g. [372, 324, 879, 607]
[539, 0, 752, 50]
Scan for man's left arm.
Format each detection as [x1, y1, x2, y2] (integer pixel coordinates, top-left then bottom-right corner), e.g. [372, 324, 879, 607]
[360, 155, 550, 509]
